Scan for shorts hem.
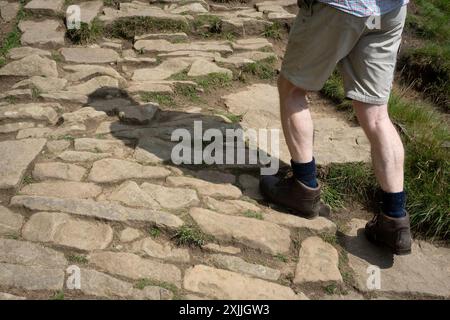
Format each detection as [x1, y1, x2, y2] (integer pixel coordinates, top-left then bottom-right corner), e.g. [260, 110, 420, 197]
[280, 70, 324, 92]
[346, 91, 389, 105]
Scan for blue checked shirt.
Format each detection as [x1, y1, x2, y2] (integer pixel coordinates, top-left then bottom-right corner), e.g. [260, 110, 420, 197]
[318, 0, 409, 17]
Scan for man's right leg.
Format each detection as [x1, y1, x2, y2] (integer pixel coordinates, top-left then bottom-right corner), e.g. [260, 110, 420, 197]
[278, 74, 314, 165]
[260, 75, 327, 219]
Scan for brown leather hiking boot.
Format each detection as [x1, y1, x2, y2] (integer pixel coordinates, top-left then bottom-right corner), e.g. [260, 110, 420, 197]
[365, 212, 412, 255]
[260, 173, 330, 219]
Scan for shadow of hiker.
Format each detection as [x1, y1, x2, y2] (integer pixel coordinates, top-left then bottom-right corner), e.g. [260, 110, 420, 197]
[84, 86, 289, 190]
[338, 228, 394, 269]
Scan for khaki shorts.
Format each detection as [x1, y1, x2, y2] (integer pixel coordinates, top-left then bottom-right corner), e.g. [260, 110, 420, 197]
[281, 3, 407, 105]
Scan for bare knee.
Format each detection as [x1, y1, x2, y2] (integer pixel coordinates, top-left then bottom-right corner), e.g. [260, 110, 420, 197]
[354, 101, 392, 136]
[278, 74, 308, 110]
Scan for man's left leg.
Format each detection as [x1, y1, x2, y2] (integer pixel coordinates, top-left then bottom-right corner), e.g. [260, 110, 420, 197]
[354, 101, 411, 255]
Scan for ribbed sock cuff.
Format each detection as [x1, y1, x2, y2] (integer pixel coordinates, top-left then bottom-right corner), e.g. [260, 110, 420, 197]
[291, 158, 318, 188]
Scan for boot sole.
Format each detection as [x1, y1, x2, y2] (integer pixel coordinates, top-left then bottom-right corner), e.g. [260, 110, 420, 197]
[259, 182, 319, 220]
[365, 231, 412, 256]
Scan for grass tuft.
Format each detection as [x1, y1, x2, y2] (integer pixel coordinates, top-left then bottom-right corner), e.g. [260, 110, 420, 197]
[140, 92, 175, 107]
[241, 57, 277, 80]
[174, 225, 208, 247]
[66, 18, 104, 44]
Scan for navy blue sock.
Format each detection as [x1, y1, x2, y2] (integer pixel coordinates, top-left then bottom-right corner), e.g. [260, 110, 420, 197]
[382, 191, 406, 218]
[291, 158, 318, 188]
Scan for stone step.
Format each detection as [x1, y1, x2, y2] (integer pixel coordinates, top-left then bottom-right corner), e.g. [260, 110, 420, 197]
[183, 265, 307, 300]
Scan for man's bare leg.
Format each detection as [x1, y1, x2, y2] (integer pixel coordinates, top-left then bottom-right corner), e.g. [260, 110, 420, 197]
[354, 100, 412, 255]
[278, 74, 314, 164]
[353, 101, 404, 193]
[259, 75, 328, 219]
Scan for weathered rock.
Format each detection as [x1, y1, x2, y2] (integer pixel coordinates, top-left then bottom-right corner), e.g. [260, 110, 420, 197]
[100, 2, 190, 24]
[131, 237, 190, 263]
[134, 39, 233, 54]
[232, 38, 273, 51]
[20, 181, 102, 199]
[89, 251, 182, 287]
[202, 243, 241, 255]
[132, 58, 192, 81]
[264, 209, 337, 233]
[0, 292, 25, 300]
[25, 0, 64, 15]
[343, 219, 450, 297]
[0, 238, 66, 267]
[184, 265, 303, 300]
[0, 1, 20, 22]
[7, 46, 51, 60]
[13, 76, 67, 93]
[120, 227, 142, 243]
[0, 103, 59, 124]
[167, 176, 242, 199]
[19, 20, 65, 46]
[108, 181, 161, 208]
[0, 206, 23, 237]
[40, 91, 89, 104]
[195, 170, 236, 184]
[74, 138, 130, 154]
[63, 64, 124, 82]
[46, 140, 71, 153]
[0, 139, 46, 189]
[214, 55, 254, 67]
[66, 76, 119, 95]
[88, 159, 171, 183]
[140, 182, 199, 209]
[16, 127, 52, 139]
[135, 32, 188, 42]
[78, 0, 103, 24]
[204, 196, 261, 215]
[23, 212, 113, 251]
[211, 254, 281, 281]
[233, 50, 277, 62]
[11, 195, 184, 228]
[0, 122, 35, 134]
[294, 237, 342, 284]
[61, 47, 120, 64]
[79, 268, 173, 300]
[0, 89, 32, 100]
[0, 54, 58, 77]
[58, 150, 112, 162]
[187, 59, 232, 77]
[33, 162, 86, 181]
[169, 3, 208, 14]
[0, 263, 64, 290]
[190, 208, 291, 254]
[133, 137, 177, 164]
[62, 107, 107, 124]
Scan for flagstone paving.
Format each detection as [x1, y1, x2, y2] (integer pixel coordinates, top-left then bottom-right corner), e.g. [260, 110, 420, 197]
[0, 0, 448, 300]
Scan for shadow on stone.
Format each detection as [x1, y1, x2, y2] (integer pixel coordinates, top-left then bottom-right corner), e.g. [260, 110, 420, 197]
[338, 228, 394, 269]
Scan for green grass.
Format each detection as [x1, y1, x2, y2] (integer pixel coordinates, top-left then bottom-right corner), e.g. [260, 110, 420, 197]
[263, 22, 283, 40]
[194, 72, 232, 92]
[320, 72, 450, 240]
[241, 57, 277, 80]
[174, 225, 208, 247]
[134, 278, 179, 299]
[51, 291, 65, 300]
[242, 210, 264, 220]
[0, 0, 26, 62]
[174, 83, 202, 103]
[217, 111, 243, 124]
[68, 254, 88, 264]
[105, 16, 189, 40]
[275, 253, 288, 263]
[140, 92, 175, 107]
[406, 0, 450, 42]
[148, 227, 161, 238]
[66, 18, 104, 44]
[398, 43, 450, 109]
[192, 14, 222, 35]
[401, 0, 450, 109]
